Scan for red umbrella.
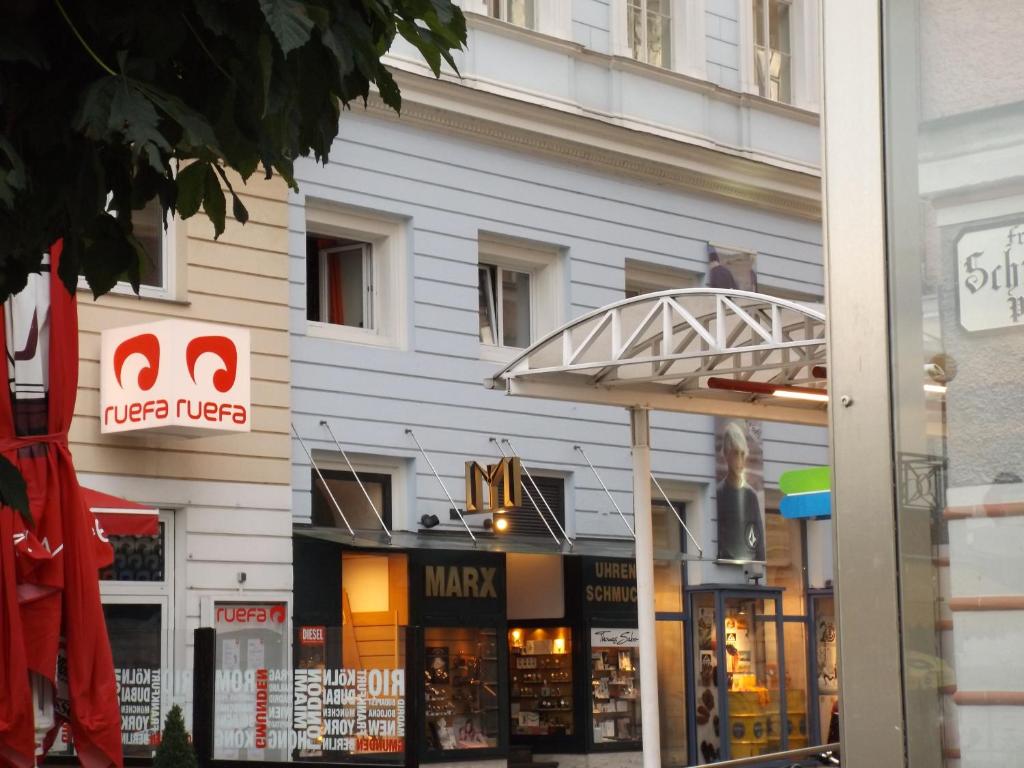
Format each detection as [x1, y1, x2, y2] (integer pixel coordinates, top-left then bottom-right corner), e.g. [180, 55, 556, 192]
[0, 242, 122, 767]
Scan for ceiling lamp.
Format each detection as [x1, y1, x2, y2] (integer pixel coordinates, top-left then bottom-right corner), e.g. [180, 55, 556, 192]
[706, 376, 829, 403]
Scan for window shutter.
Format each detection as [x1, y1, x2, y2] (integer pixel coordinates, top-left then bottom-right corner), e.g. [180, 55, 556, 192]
[501, 476, 565, 537]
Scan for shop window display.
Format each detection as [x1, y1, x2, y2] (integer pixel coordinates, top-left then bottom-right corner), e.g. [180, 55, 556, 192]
[589, 628, 641, 745]
[508, 626, 573, 737]
[693, 593, 721, 763]
[722, 598, 779, 759]
[423, 627, 500, 751]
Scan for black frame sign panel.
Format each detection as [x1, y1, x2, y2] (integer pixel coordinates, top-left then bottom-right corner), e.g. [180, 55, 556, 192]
[581, 557, 639, 618]
[409, 550, 509, 763]
[409, 550, 506, 622]
[578, 557, 642, 753]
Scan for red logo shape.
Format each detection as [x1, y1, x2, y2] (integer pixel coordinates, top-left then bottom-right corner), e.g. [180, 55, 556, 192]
[186, 336, 237, 393]
[113, 334, 160, 391]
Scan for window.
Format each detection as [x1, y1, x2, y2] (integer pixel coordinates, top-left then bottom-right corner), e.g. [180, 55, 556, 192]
[478, 264, 530, 348]
[304, 201, 408, 348]
[79, 197, 175, 298]
[487, 0, 536, 29]
[625, 259, 700, 298]
[306, 235, 373, 329]
[753, 0, 791, 102]
[628, 0, 672, 67]
[477, 235, 563, 359]
[498, 475, 565, 538]
[312, 469, 392, 533]
[95, 516, 174, 758]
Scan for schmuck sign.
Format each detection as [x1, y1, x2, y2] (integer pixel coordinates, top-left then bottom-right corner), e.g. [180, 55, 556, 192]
[957, 222, 1024, 332]
[101, 319, 251, 436]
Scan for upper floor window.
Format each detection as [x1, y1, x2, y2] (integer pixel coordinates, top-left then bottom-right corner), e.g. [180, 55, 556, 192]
[628, 0, 672, 67]
[303, 201, 408, 349]
[306, 236, 374, 329]
[478, 264, 531, 348]
[488, 0, 537, 30]
[477, 235, 563, 360]
[753, 0, 792, 102]
[624, 259, 699, 298]
[81, 197, 175, 298]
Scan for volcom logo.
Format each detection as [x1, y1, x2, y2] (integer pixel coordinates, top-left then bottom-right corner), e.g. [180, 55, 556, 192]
[186, 336, 237, 392]
[746, 523, 758, 549]
[113, 334, 160, 391]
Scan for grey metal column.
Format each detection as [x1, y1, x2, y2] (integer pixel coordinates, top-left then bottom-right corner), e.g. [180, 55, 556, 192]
[821, 1, 906, 766]
[630, 407, 660, 768]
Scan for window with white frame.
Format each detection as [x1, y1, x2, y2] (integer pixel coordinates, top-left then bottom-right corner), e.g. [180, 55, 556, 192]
[79, 197, 175, 298]
[627, 0, 672, 67]
[753, 0, 792, 103]
[624, 259, 700, 298]
[478, 264, 531, 347]
[304, 201, 408, 348]
[478, 235, 562, 358]
[487, 0, 537, 30]
[306, 235, 374, 329]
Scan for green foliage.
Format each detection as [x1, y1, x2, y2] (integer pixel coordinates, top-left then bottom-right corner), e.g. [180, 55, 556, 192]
[0, 0, 466, 302]
[153, 705, 197, 768]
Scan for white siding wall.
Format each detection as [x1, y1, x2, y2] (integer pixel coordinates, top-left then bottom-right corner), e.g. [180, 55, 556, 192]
[289, 112, 827, 568]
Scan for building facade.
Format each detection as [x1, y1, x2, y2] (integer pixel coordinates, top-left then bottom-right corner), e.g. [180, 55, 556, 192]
[55, 2, 836, 766]
[286, 2, 832, 767]
[52, 172, 294, 759]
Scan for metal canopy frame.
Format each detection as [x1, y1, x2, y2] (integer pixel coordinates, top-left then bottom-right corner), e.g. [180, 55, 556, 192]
[486, 288, 828, 426]
[486, 288, 829, 768]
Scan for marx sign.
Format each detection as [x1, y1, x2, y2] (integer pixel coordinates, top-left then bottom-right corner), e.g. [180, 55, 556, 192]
[100, 319, 251, 436]
[957, 222, 1024, 332]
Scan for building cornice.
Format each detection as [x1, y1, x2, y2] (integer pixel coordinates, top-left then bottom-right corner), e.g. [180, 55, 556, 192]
[365, 70, 822, 221]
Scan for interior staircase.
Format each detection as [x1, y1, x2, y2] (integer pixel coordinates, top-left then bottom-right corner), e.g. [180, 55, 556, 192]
[507, 746, 559, 768]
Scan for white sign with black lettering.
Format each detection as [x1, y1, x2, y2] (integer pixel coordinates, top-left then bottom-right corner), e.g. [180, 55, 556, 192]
[957, 222, 1024, 332]
[590, 628, 640, 648]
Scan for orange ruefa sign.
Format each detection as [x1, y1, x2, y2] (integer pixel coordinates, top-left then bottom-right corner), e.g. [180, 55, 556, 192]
[100, 319, 251, 436]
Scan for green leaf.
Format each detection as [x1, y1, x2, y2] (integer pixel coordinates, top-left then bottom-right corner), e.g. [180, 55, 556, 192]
[259, 0, 316, 55]
[232, 194, 249, 225]
[0, 454, 31, 528]
[175, 161, 207, 219]
[202, 165, 226, 237]
[257, 32, 274, 117]
[376, 66, 402, 112]
[213, 164, 249, 225]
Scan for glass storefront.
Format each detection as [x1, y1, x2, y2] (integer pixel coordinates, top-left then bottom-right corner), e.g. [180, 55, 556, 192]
[424, 627, 500, 751]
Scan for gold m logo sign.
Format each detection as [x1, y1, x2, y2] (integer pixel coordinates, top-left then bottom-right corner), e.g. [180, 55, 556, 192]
[465, 457, 522, 513]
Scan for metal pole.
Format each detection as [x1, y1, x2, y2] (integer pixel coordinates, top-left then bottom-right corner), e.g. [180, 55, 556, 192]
[501, 438, 573, 546]
[292, 423, 355, 539]
[405, 428, 477, 543]
[321, 420, 392, 540]
[651, 472, 704, 557]
[630, 407, 660, 768]
[574, 444, 635, 538]
[487, 438, 561, 548]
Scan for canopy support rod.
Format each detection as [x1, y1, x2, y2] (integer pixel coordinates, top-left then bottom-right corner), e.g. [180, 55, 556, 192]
[490, 438, 563, 548]
[405, 428, 477, 543]
[321, 420, 392, 541]
[650, 473, 704, 557]
[501, 438, 573, 546]
[292, 423, 355, 540]
[574, 444, 635, 538]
